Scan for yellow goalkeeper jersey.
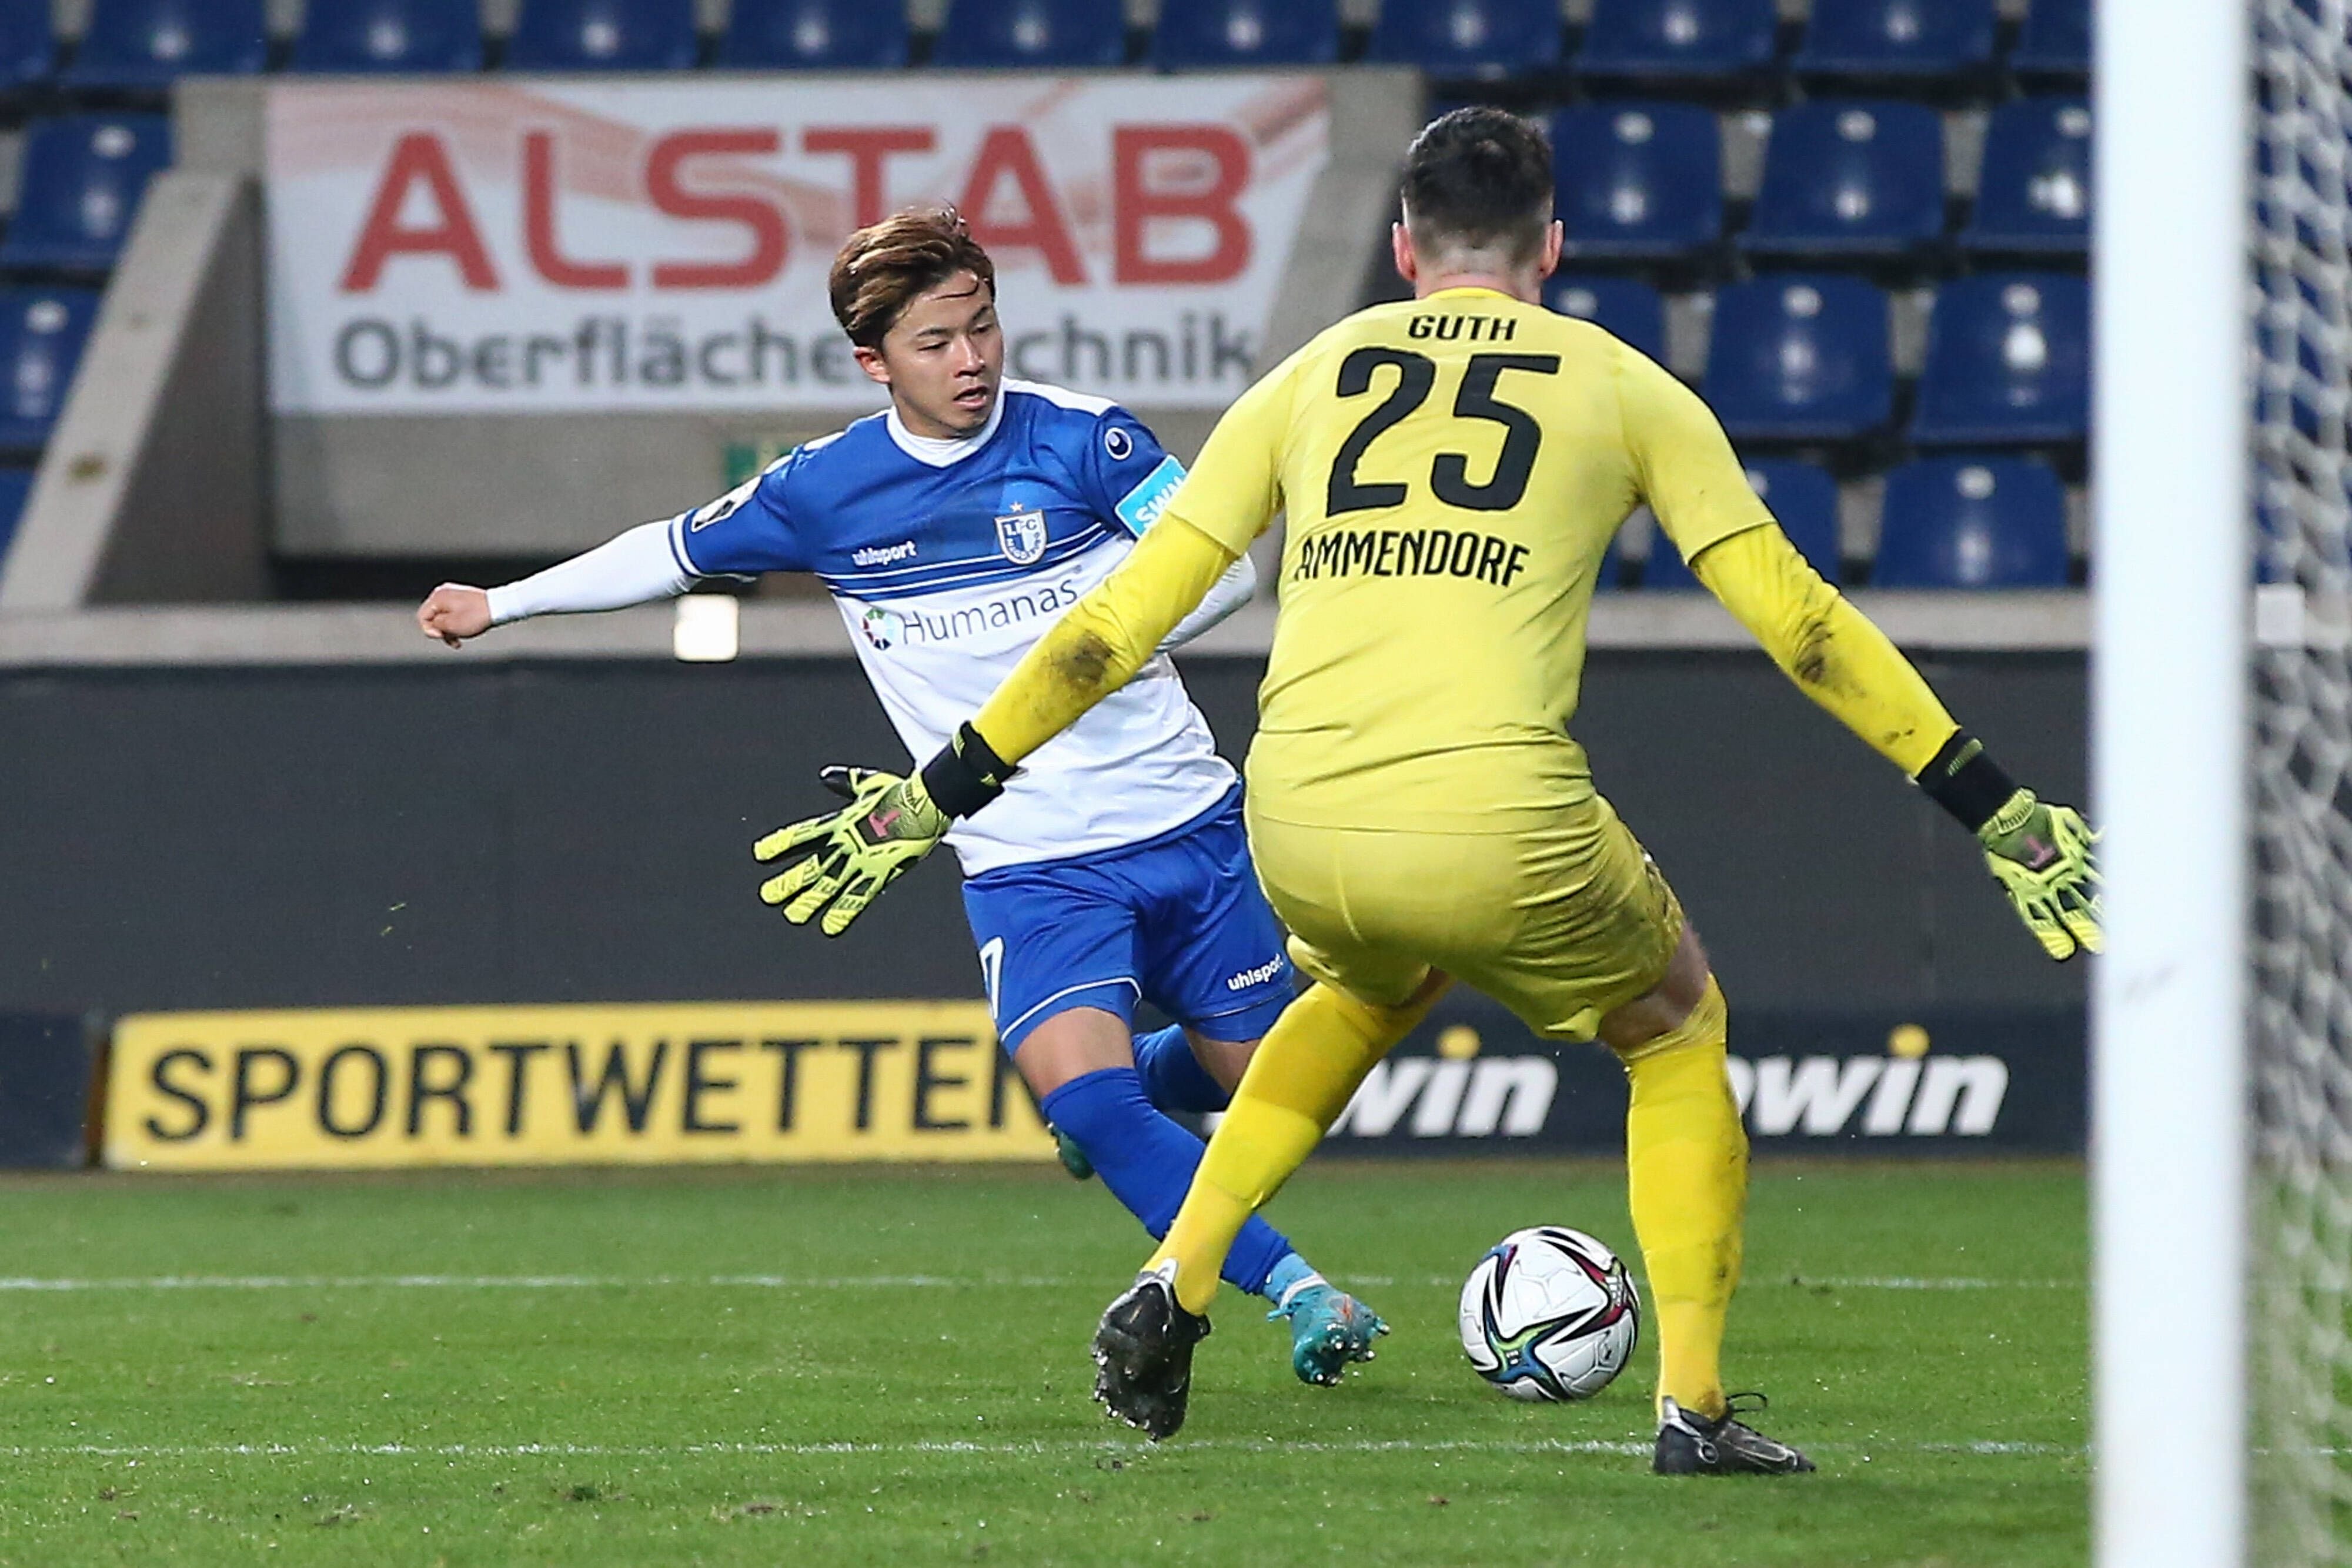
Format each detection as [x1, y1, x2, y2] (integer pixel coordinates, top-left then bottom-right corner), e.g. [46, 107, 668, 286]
[1166, 285, 1775, 831]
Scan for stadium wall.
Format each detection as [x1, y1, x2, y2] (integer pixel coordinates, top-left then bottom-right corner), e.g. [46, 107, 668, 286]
[0, 644, 2086, 1019]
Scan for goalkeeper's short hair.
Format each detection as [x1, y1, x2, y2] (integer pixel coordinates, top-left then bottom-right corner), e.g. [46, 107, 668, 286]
[1400, 107, 1554, 267]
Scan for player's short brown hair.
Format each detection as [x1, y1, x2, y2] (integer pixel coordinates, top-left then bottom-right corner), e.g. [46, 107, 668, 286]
[1400, 108, 1554, 265]
[828, 206, 997, 350]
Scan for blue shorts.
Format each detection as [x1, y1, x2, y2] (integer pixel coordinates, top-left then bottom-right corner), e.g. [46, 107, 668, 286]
[962, 788, 1295, 1055]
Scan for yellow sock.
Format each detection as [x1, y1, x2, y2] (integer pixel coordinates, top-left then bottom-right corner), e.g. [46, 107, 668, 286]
[1151, 972, 1450, 1313]
[1617, 977, 1746, 1420]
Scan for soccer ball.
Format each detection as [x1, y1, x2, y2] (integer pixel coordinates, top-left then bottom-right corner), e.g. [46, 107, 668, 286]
[1458, 1226, 1640, 1402]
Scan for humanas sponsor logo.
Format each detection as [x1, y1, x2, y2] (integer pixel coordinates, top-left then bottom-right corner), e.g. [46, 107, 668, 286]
[1225, 957, 1284, 991]
[853, 541, 916, 567]
[853, 577, 1086, 652]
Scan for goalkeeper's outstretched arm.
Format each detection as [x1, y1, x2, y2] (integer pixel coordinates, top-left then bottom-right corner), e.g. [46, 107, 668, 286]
[416, 519, 695, 647]
[1687, 519, 2101, 961]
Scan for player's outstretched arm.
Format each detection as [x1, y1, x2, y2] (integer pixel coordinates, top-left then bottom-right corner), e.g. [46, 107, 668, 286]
[413, 519, 695, 648]
[1689, 524, 2101, 961]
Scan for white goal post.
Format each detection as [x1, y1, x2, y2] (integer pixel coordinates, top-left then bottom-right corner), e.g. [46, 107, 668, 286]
[2092, 0, 2249, 1565]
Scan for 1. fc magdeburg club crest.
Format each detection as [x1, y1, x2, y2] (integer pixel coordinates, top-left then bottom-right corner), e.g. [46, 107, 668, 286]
[995, 509, 1048, 566]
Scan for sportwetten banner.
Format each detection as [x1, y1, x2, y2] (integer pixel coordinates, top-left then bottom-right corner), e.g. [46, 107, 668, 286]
[264, 75, 1331, 414]
[105, 1002, 1048, 1171]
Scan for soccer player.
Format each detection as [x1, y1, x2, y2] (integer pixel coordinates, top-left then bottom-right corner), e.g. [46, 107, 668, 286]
[413, 206, 1388, 1389]
[752, 113, 2103, 1471]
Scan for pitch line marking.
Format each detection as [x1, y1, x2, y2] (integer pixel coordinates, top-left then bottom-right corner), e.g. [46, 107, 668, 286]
[0, 1437, 2086, 1460]
[0, 1273, 2082, 1293]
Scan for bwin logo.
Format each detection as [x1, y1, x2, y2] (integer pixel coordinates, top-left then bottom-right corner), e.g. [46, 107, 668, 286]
[1328, 1056, 1560, 1140]
[1726, 1054, 2009, 1138]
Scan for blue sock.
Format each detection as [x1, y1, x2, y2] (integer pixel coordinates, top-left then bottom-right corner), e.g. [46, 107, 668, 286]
[1041, 1066, 1294, 1298]
[1131, 1024, 1230, 1115]
[1263, 1251, 1324, 1310]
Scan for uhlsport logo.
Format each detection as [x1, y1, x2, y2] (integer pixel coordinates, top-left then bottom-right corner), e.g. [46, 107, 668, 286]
[1225, 957, 1284, 991]
[853, 541, 917, 568]
[994, 509, 1048, 566]
[858, 606, 901, 651]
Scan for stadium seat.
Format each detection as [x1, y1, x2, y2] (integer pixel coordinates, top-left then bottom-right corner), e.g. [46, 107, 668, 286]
[1643, 459, 1841, 587]
[1703, 275, 1892, 442]
[0, 117, 171, 273]
[1151, 0, 1335, 67]
[1545, 274, 1665, 362]
[1576, 0, 1775, 81]
[2009, 0, 2089, 76]
[1872, 456, 2069, 587]
[1742, 100, 1945, 259]
[62, 0, 265, 88]
[0, 0, 55, 90]
[720, 0, 906, 66]
[1962, 99, 2092, 255]
[1552, 103, 1722, 261]
[933, 0, 1124, 68]
[1909, 273, 2089, 445]
[0, 288, 96, 452]
[293, 0, 483, 71]
[0, 466, 30, 562]
[503, 0, 696, 71]
[1366, 0, 1562, 79]
[1795, 0, 1995, 77]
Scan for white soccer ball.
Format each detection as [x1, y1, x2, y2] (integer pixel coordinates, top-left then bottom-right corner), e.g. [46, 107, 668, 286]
[1458, 1225, 1641, 1402]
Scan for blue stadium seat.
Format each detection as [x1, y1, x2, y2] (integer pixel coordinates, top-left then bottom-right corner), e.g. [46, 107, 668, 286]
[1152, 0, 1335, 67]
[1742, 100, 1945, 259]
[1796, 0, 1994, 76]
[720, 0, 906, 65]
[293, 0, 482, 71]
[0, 289, 96, 452]
[0, 117, 171, 273]
[1576, 0, 1775, 81]
[0, 466, 30, 562]
[1962, 99, 2091, 255]
[1703, 275, 1892, 441]
[1872, 456, 2069, 587]
[933, 0, 1123, 67]
[1910, 273, 2089, 445]
[2009, 0, 2088, 75]
[1545, 274, 1665, 362]
[1643, 460, 1842, 587]
[62, 0, 265, 88]
[0, 0, 55, 89]
[504, 0, 696, 71]
[1367, 0, 1562, 78]
[1552, 103, 1721, 261]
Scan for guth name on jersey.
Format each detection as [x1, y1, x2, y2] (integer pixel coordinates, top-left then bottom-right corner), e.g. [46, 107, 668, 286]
[1406, 313, 1518, 342]
[1292, 526, 1531, 587]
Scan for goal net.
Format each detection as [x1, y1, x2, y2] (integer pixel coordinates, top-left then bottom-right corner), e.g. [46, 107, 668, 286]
[2253, 5, 2352, 1562]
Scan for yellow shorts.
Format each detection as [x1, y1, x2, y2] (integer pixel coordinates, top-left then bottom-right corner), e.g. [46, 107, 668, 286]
[1245, 793, 1685, 1043]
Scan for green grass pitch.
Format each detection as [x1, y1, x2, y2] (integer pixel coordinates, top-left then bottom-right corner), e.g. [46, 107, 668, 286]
[0, 1159, 2085, 1566]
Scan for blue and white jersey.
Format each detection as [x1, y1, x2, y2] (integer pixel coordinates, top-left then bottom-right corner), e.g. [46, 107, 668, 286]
[669, 379, 1236, 877]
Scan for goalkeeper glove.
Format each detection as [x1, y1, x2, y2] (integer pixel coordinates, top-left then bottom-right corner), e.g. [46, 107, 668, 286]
[1976, 789, 2102, 961]
[1916, 733, 2103, 962]
[753, 723, 1014, 937]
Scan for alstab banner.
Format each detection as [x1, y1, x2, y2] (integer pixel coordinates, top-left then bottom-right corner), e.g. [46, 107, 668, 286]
[263, 75, 1332, 415]
[105, 1002, 1048, 1171]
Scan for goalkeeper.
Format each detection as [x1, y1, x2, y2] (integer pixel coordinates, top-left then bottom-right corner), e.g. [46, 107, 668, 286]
[760, 109, 2101, 1473]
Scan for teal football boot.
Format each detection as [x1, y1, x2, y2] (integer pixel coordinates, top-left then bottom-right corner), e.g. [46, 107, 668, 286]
[1269, 1278, 1389, 1388]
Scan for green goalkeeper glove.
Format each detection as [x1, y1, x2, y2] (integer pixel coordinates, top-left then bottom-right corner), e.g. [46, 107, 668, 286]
[753, 724, 1017, 938]
[1976, 788, 2103, 961]
[754, 766, 949, 937]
